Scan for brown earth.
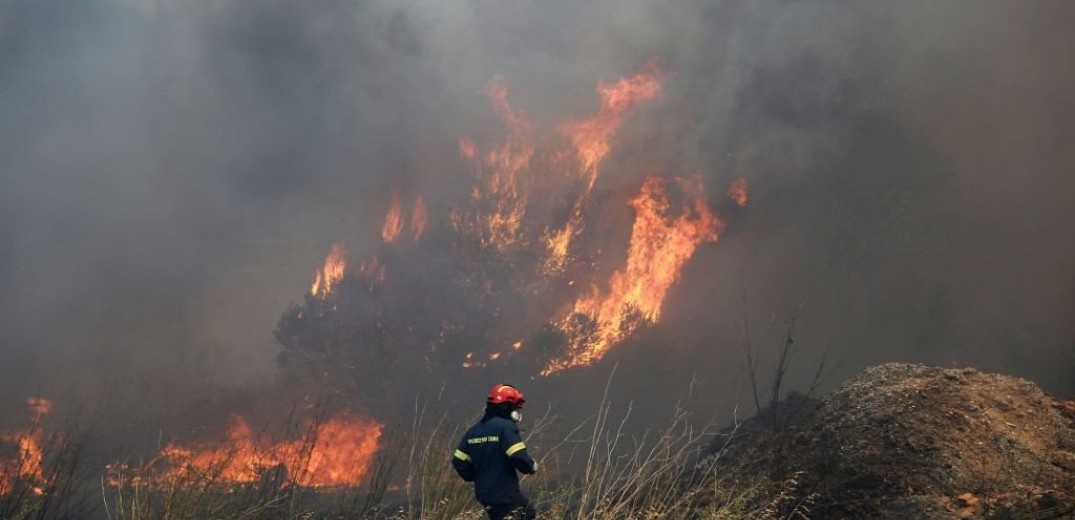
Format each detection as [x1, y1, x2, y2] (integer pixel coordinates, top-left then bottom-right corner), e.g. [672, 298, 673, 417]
[713, 363, 1075, 519]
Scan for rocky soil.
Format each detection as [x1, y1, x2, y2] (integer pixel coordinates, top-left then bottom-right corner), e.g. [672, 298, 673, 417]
[712, 363, 1075, 519]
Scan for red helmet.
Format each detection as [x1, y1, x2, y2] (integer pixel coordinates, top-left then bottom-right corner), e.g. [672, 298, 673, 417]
[487, 383, 525, 408]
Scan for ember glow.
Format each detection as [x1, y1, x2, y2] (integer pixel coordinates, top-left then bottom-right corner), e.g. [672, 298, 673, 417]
[150, 413, 382, 488]
[311, 243, 346, 297]
[546, 177, 725, 375]
[411, 195, 428, 240]
[357, 256, 386, 284]
[728, 177, 748, 206]
[0, 398, 52, 496]
[381, 192, 404, 243]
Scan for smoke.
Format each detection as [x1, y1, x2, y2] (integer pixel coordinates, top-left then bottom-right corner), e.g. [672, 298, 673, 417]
[0, 0, 1073, 436]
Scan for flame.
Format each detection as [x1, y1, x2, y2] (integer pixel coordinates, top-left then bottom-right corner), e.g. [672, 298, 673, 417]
[546, 176, 723, 375]
[155, 413, 382, 488]
[544, 68, 664, 273]
[728, 178, 748, 206]
[541, 224, 575, 274]
[382, 192, 404, 243]
[454, 68, 662, 269]
[459, 137, 476, 160]
[0, 398, 52, 496]
[357, 256, 386, 285]
[458, 78, 534, 250]
[411, 195, 428, 240]
[561, 69, 663, 191]
[298, 415, 382, 486]
[157, 416, 263, 484]
[461, 351, 482, 369]
[311, 243, 346, 297]
[300, 64, 735, 379]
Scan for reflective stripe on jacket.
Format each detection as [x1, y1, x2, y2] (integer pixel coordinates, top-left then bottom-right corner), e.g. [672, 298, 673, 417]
[451, 415, 535, 505]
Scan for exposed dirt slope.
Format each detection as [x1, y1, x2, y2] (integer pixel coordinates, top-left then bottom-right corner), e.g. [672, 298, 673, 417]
[716, 363, 1075, 519]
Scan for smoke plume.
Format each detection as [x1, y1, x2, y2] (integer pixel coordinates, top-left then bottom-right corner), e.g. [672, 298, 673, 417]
[1, 0, 1073, 437]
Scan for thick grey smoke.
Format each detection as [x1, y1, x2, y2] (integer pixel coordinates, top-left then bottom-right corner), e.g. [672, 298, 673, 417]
[0, 0, 1072, 432]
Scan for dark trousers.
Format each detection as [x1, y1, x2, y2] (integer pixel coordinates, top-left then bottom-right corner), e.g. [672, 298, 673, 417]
[485, 502, 537, 520]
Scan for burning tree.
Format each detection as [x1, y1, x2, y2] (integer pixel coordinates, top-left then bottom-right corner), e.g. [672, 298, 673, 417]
[273, 64, 748, 415]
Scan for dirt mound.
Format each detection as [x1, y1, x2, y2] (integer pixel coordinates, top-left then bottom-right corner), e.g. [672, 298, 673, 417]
[715, 363, 1075, 519]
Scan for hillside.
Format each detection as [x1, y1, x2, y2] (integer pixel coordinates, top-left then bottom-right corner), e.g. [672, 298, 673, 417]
[711, 363, 1075, 519]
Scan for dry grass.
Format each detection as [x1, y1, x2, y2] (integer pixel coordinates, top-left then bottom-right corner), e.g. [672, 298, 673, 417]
[523, 372, 799, 520]
[0, 390, 792, 520]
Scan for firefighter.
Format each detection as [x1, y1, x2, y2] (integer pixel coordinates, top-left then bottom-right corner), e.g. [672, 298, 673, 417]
[452, 383, 538, 520]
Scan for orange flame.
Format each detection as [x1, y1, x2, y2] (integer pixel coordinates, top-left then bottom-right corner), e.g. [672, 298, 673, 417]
[728, 178, 748, 206]
[458, 78, 534, 250]
[156, 413, 382, 488]
[546, 176, 723, 375]
[311, 243, 346, 297]
[541, 224, 575, 274]
[561, 69, 663, 191]
[305, 64, 732, 377]
[382, 192, 404, 243]
[0, 398, 52, 496]
[545, 68, 664, 273]
[411, 195, 428, 240]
